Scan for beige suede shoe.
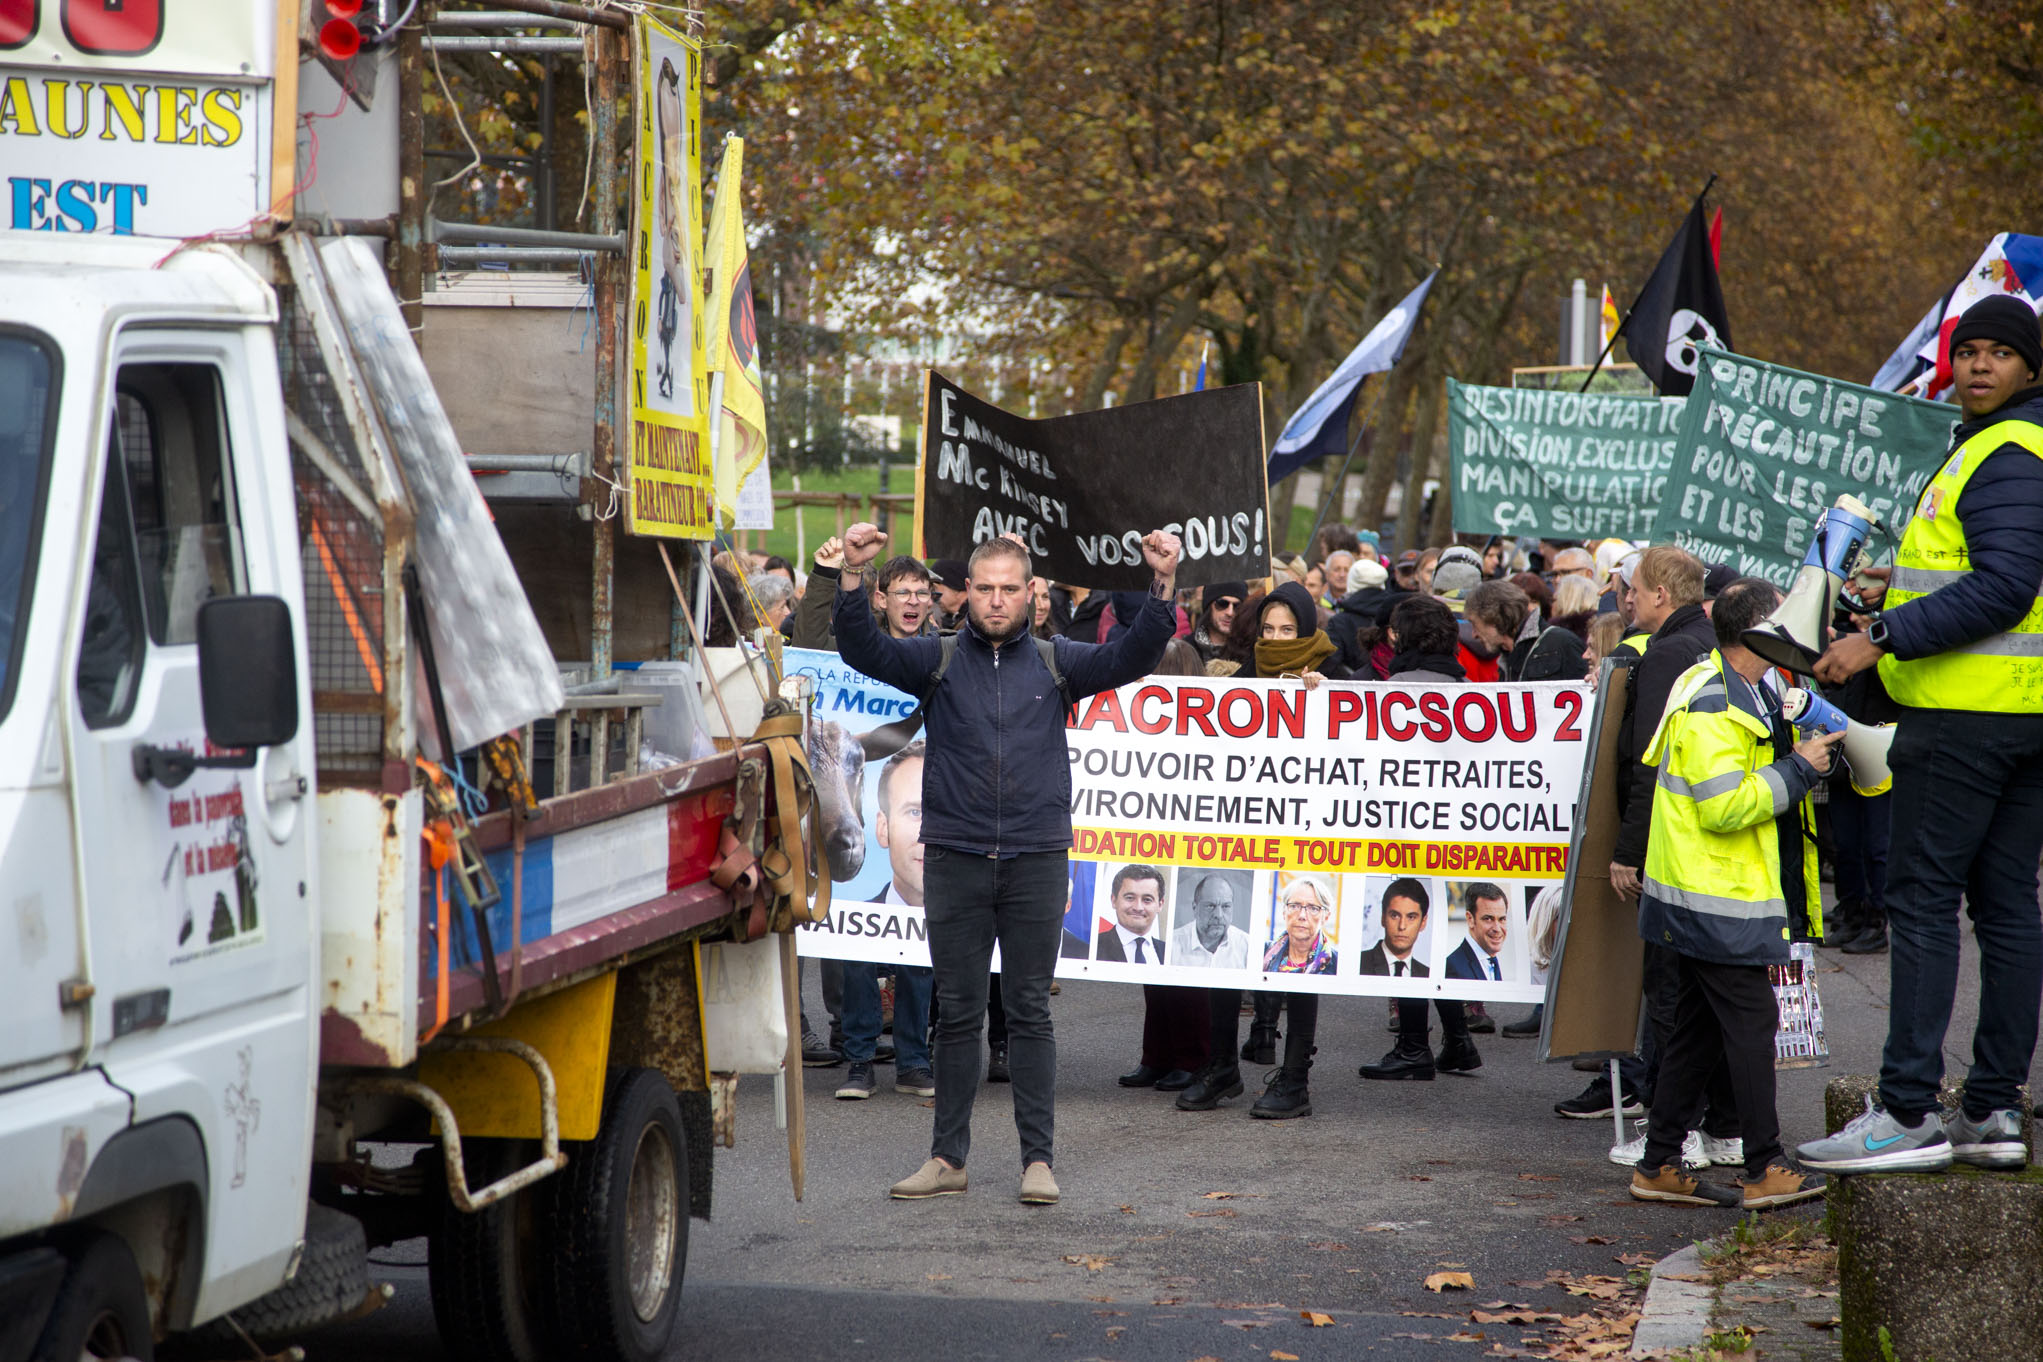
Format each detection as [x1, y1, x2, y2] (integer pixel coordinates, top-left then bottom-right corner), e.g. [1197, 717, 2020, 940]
[889, 1158, 967, 1200]
[1019, 1161, 1060, 1205]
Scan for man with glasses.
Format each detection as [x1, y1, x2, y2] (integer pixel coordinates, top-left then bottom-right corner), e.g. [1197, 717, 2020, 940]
[1550, 546, 1596, 583]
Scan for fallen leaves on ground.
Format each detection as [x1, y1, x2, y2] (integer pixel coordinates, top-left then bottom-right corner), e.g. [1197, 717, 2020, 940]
[1306, 1241, 1349, 1251]
[1409, 1174, 1434, 1181]
[1221, 1319, 1274, 1330]
[1541, 1214, 1586, 1225]
[1613, 1252, 1657, 1267]
[1567, 1235, 1614, 1245]
[1425, 1271, 1476, 1292]
[925, 1272, 952, 1281]
[1116, 1204, 1135, 1214]
[1187, 1208, 1238, 1218]
[1472, 1308, 1566, 1325]
[1300, 1311, 1335, 1327]
[1362, 1220, 1429, 1232]
[1517, 1173, 1562, 1182]
[1271, 1351, 1300, 1360]
[1559, 1274, 1628, 1300]
[1062, 1254, 1112, 1272]
[1202, 1190, 1259, 1199]
[1446, 1330, 1486, 1342]
[1103, 1325, 1125, 1340]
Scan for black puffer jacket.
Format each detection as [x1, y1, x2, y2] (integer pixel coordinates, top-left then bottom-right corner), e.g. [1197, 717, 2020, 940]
[1327, 584, 1402, 671]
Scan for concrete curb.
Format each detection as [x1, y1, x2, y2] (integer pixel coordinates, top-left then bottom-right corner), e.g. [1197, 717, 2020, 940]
[1629, 1243, 1712, 1358]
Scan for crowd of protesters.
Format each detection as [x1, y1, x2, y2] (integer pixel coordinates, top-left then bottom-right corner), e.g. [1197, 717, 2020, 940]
[716, 517, 1887, 1210]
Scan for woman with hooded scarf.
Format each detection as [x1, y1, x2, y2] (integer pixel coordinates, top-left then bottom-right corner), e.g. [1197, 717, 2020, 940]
[1174, 581, 1348, 1121]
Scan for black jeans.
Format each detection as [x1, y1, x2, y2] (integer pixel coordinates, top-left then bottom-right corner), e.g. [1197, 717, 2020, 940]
[1880, 706, 2043, 1122]
[1207, 988, 1317, 1074]
[1830, 779, 1892, 920]
[924, 847, 1068, 1169]
[1641, 953, 1781, 1180]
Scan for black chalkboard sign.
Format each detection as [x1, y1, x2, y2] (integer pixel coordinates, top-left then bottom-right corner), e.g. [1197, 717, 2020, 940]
[914, 371, 1271, 589]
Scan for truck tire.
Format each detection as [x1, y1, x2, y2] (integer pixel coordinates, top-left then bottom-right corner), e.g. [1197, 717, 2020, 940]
[184, 1203, 368, 1345]
[543, 1068, 689, 1362]
[34, 1229, 153, 1362]
[427, 1138, 552, 1362]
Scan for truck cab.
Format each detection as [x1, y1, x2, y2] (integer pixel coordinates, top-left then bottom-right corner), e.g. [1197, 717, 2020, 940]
[0, 237, 319, 1347]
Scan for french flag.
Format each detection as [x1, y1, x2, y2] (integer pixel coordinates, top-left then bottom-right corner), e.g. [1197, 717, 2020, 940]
[1874, 233, 2043, 398]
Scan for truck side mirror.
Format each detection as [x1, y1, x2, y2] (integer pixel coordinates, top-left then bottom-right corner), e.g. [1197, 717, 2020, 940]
[198, 595, 300, 750]
[132, 595, 301, 789]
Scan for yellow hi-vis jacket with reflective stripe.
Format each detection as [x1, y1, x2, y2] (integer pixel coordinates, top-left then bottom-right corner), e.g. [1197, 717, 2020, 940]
[1637, 651, 1822, 966]
[1879, 419, 2043, 712]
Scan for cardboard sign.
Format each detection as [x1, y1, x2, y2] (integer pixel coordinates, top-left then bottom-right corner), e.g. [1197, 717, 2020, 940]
[1447, 379, 1686, 541]
[915, 371, 1271, 589]
[792, 644, 1590, 1004]
[1657, 349, 1957, 587]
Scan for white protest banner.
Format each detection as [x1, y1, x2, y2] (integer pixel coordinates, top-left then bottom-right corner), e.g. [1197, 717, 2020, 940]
[791, 645, 1589, 1004]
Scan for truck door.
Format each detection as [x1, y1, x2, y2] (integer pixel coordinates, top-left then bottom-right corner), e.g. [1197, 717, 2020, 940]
[64, 327, 317, 1303]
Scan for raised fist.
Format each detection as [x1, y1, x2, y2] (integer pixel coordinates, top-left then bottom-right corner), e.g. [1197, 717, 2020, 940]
[843, 522, 889, 571]
[814, 536, 845, 570]
[1141, 529, 1183, 581]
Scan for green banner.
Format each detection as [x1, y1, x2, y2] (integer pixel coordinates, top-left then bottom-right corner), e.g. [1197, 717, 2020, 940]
[1657, 349, 1958, 588]
[1447, 380, 1686, 540]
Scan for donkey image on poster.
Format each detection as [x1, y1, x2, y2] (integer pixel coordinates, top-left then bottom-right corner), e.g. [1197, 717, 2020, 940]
[805, 710, 926, 882]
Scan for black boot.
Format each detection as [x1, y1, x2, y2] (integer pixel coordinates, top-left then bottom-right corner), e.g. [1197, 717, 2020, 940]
[1822, 896, 1865, 948]
[1250, 1066, 1312, 1118]
[1252, 1013, 1314, 1118]
[1437, 1033, 1483, 1074]
[986, 1043, 1010, 1083]
[1175, 1062, 1245, 1111]
[1842, 909, 1888, 954]
[1359, 1039, 1435, 1080]
[1363, 1000, 1438, 1080]
[1434, 1000, 1481, 1074]
[1240, 991, 1281, 1064]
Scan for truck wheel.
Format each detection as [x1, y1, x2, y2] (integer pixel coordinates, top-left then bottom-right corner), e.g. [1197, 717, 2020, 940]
[34, 1230, 153, 1362]
[544, 1068, 688, 1362]
[427, 1138, 552, 1362]
[184, 1204, 368, 1344]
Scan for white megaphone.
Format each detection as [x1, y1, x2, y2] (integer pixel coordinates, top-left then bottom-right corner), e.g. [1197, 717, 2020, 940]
[1781, 688, 1894, 797]
[1741, 494, 1883, 675]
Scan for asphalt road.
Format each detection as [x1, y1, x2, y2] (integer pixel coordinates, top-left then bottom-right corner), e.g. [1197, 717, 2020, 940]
[314, 921, 2008, 1362]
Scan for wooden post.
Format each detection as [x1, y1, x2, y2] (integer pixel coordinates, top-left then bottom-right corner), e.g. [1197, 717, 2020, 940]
[588, 26, 620, 678]
[395, 20, 426, 335]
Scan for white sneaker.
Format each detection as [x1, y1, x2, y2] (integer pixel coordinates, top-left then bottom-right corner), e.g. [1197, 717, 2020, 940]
[1698, 1133, 1744, 1167]
[1609, 1121, 1708, 1170]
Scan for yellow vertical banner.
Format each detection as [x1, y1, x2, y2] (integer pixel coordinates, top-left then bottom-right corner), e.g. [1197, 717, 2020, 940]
[626, 16, 713, 538]
[704, 137, 772, 528]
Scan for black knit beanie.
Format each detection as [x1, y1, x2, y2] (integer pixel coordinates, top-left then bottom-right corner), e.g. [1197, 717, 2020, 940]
[1949, 294, 2043, 379]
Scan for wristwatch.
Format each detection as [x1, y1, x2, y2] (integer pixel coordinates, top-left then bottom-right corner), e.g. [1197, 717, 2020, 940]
[1865, 612, 1891, 651]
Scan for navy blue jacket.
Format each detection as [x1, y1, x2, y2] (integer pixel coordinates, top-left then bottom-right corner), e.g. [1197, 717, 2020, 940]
[1884, 385, 2043, 661]
[834, 579, 1175, 855]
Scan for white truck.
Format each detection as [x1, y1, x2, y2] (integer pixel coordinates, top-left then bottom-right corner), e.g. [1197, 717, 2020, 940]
[0, 8, 811, 1361]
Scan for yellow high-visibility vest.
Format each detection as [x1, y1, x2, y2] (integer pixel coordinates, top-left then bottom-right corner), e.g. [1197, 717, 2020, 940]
[1880, 419, 2043, 712]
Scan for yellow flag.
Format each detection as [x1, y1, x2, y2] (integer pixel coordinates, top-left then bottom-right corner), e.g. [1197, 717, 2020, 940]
[1599, 283, 1620, 353]
[704, 137, 770, 526]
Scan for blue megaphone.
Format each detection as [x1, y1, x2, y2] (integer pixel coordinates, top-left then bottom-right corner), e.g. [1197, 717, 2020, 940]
[1780, 687, 1894, 797]
[1742, 494, 1881, 674]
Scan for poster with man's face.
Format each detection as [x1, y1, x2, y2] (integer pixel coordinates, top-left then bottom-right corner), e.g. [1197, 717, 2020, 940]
[1443, 880, 1528, 986]
[1169, 867, 1255, 969]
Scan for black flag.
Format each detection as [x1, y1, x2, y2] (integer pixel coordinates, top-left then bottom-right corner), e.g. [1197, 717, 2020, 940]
[1622, 198, 1732, 397]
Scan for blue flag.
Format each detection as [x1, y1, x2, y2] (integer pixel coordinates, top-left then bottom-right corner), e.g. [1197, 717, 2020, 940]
[1194, 341, 1209, 392]
[1268, 271, 1436, 484]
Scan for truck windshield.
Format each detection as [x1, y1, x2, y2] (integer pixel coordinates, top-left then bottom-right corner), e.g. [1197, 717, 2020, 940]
[0, 332, 57, 723]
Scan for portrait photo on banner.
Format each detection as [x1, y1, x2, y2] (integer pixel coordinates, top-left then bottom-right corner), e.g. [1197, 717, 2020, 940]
[1060, 861, 1098, 960]
[1264, 870, 1342, 976]
[1355, 873, 1438, 980]
[1442, 878, 1530, 987]
[1091, 862, 1174, 966]
[1169, 867, 1258, 970]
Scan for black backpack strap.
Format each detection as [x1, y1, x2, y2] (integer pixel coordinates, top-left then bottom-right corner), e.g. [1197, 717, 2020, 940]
[1033, 635, 1072, 712]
